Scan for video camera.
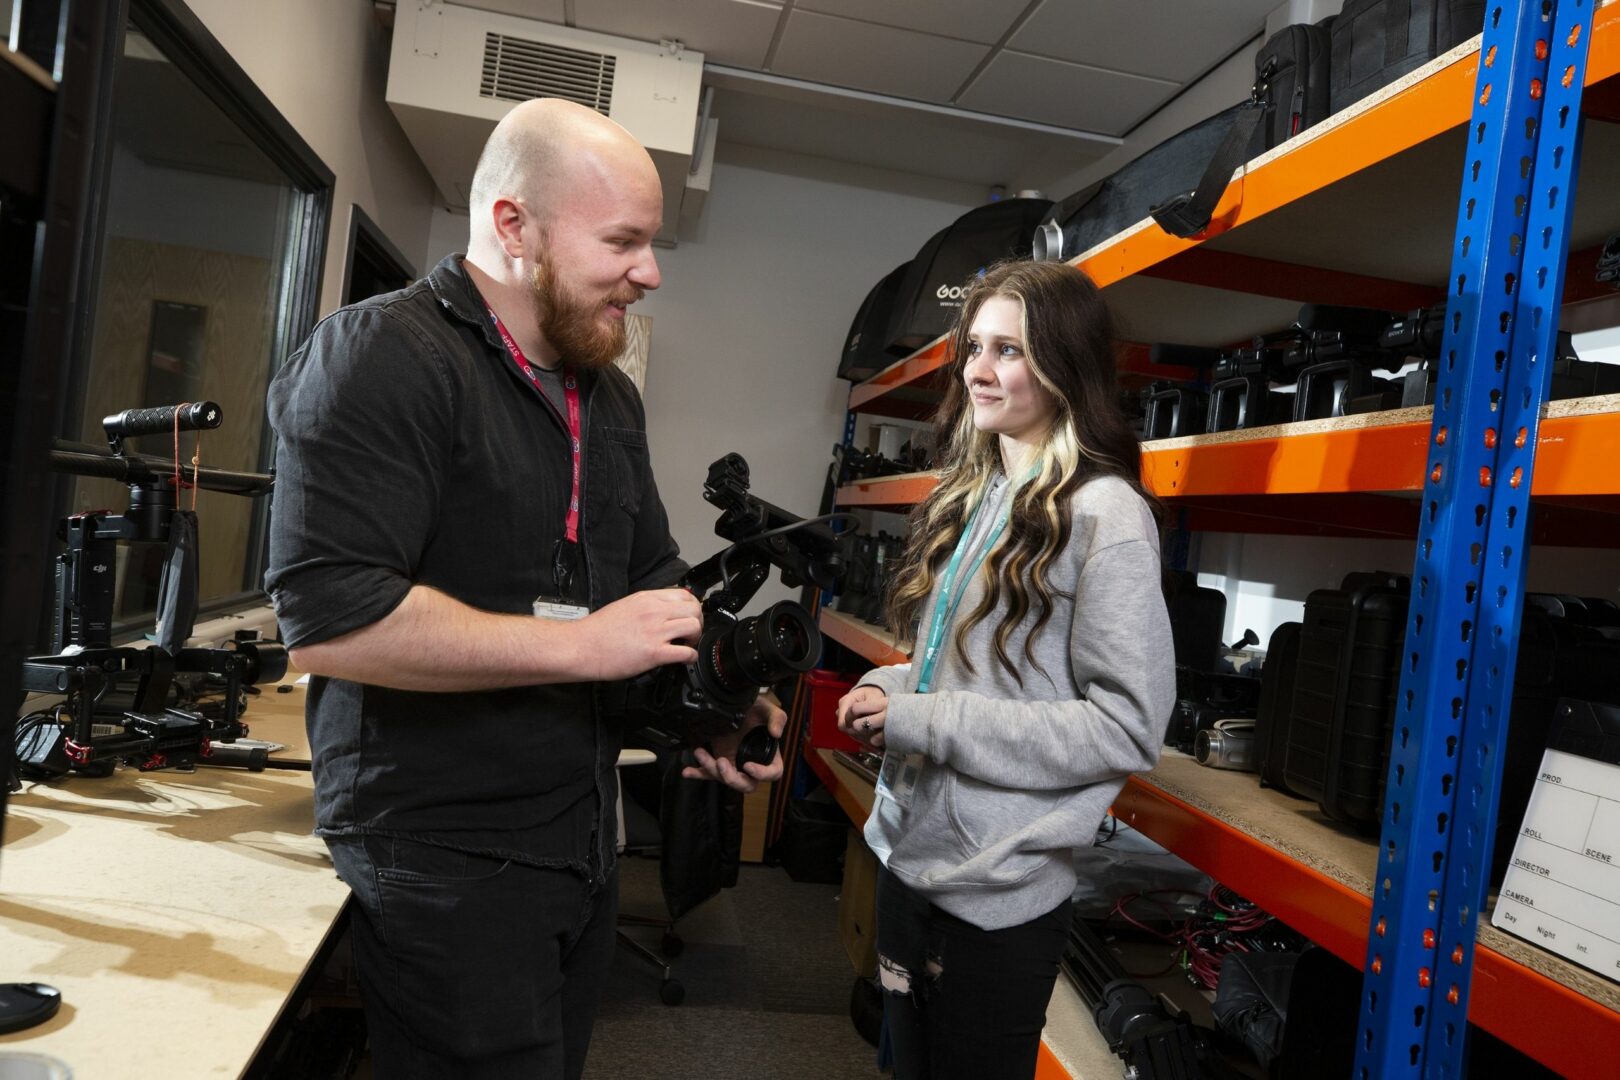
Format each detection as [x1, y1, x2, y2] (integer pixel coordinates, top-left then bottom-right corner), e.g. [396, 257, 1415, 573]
[10, 402, 286, 786]
[629, 454, 846, 769]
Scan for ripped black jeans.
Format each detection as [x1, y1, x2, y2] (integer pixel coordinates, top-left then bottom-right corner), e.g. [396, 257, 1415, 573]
[875, 867, 1073, 1080]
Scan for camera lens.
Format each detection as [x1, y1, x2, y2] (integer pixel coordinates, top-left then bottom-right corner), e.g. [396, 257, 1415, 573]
[702, 601, 818, 705]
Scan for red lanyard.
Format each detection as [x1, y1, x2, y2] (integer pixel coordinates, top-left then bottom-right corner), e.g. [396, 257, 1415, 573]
[487, 307, 582, 543]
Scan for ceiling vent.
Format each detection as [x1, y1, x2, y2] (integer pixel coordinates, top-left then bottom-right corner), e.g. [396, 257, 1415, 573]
[387, 1, 712, 242]
[479, 32, 616, 113]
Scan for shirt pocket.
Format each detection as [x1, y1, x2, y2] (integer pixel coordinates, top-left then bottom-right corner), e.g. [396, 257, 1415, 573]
[601, 426, 649, 517]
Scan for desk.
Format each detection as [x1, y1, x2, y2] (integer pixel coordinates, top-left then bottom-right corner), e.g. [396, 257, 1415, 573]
[0, 673, 348, 1078]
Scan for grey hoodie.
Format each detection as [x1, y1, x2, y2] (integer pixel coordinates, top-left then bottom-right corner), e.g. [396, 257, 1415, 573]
[857, 472, 1175, 931]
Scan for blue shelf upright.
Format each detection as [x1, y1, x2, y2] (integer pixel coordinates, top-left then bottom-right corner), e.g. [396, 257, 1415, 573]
[1356, 3, 1595, 1079]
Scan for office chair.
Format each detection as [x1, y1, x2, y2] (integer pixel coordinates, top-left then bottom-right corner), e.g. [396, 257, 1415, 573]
[615, 748, 685, 1005]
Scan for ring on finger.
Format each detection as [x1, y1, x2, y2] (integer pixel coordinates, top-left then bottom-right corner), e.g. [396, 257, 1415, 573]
[861, 718, 871, 733]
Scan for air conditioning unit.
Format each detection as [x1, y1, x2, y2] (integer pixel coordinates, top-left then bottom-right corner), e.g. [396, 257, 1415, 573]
[386, 0, 714, 242]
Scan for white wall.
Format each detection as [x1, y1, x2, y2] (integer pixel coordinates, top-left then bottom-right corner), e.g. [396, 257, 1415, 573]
[636, 144, 979, 610]
[185, 0, 438, 316]
[425, 142, 981, 612]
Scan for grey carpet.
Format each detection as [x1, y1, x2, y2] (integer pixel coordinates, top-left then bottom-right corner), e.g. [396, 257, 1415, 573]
[584, 856, 882, 1079]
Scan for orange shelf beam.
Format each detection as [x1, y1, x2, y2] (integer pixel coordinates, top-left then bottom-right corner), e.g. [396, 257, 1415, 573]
[836, 472, 938, 507]
[819, 609, 911, 667]
[1112, 778, 1618, 1079]
[1141, 405, 1620, 500]
[849, 337, 952, 411]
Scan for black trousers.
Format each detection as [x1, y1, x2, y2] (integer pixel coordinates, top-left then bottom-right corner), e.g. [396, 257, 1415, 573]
[876, 867, 1072, 1080]
[327, 835, 618, 1080]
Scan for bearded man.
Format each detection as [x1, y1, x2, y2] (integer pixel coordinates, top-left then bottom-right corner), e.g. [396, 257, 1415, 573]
[265, 99, 784, 1078]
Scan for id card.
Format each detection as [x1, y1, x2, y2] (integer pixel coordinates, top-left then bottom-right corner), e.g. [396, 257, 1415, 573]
[874, 752, 924, 811]
[533, 597, 589, 621]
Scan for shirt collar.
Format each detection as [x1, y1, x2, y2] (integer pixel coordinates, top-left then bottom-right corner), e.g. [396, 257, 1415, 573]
[427, 252, 505, 351]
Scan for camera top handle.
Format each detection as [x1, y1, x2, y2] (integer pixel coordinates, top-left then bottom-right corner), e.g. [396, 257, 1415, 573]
[680, 453, 844, 611]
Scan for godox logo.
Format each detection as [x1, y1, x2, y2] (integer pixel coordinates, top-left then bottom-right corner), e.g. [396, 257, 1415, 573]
[935, 284, 969, 301]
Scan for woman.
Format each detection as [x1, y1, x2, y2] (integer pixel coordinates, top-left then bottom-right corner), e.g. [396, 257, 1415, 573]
[835, 260, 1175, 1079]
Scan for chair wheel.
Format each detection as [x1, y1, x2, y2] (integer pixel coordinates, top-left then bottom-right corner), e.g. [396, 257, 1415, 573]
[660, 978, 685, 1006]
[660, 932, 684, 957]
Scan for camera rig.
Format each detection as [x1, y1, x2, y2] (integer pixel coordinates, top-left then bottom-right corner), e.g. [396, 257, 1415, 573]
[630, 453, 846, 767]
[10, 402, 286, 785]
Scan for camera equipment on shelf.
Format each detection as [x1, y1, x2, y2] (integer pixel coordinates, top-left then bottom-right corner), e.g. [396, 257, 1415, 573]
[627, 454, 847, 767]
[1194, 718, 1256, 771]
[10, 403, 286, 786]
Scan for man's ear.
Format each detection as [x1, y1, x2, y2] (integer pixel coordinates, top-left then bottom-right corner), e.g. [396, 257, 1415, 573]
[490, 196, 526, 261]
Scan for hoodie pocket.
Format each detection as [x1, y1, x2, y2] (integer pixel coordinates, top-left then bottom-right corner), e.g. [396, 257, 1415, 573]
[944, 770, 1066, 857]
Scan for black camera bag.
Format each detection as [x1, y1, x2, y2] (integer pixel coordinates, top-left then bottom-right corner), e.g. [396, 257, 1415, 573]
[1257, 19, 1333, 148]
[1035, 105, 1262, 262]
[1284, 572, 1410, 831]
[838, 261, 910, 382]
[1254, 621, 1304, 794]
[1329, 0, 1486, 115]
[883, 198, 1050, 358]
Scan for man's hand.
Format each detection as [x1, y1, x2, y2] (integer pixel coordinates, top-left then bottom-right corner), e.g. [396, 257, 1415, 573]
[683, 695, 787, 793]
[573, 589, 701, 681]
[836, 685, 889, 750]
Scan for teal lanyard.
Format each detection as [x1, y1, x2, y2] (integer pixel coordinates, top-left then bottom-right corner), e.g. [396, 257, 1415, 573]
[916, 471, 1030, 693]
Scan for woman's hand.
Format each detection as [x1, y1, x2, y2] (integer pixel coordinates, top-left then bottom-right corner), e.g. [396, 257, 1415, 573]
[836, 685, 890, 750]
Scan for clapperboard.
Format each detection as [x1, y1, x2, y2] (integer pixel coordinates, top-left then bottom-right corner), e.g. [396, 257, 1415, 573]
[1490, 698, 1620, 981]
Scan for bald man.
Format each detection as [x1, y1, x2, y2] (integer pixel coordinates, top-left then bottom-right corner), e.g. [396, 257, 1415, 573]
[265, 99, 785, 1077]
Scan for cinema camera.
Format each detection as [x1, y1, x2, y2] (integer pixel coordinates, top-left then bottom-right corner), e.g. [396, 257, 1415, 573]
[10, 403, 286, 785]
[629, 453, 846, 768]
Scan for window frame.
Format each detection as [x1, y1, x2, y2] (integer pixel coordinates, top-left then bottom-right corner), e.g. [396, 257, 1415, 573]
[50, 0, 334, 640]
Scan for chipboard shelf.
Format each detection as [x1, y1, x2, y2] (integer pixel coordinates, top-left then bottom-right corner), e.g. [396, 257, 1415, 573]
[823, 3, 1620, 1074]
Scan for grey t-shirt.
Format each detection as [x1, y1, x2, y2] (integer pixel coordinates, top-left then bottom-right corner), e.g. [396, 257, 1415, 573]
[531, 362, 567, 415]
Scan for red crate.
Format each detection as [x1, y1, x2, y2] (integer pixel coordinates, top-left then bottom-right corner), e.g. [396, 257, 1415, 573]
[804, 668, 861, 753]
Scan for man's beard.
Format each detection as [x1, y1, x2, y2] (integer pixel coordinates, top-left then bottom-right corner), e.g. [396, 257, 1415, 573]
[530, 257, 638, 370]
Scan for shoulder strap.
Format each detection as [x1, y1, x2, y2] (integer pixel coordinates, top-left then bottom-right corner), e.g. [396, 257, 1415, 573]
[1149, 101, 1266, 239]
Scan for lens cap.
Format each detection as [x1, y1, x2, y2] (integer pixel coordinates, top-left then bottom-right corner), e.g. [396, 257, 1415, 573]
[0, 982, 62, 1035]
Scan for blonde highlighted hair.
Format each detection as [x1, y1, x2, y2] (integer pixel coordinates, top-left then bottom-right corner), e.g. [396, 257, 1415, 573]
[884, 260, 1155, 683]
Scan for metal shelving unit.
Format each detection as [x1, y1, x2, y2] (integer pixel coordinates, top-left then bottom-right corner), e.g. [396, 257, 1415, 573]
[822, 4, 1620, 1076]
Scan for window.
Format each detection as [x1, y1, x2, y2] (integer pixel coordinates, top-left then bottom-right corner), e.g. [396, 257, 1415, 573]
[53, 0, 331, 637]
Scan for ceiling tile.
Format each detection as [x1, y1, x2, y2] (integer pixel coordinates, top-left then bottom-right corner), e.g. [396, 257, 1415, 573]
[771, 10, 989, 103]
[573, 0, 784, 67]
[795, 0, 1026, 45]
[710, 86, 1115, 192]
[957, 51, 1177, 136]
[1011, 0, 1278, 81]
[450, 0, 567, 22]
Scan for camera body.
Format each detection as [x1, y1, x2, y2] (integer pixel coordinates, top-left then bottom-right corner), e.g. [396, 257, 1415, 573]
[628, 454, 844, 766]
[1194, 718, 1257, 771]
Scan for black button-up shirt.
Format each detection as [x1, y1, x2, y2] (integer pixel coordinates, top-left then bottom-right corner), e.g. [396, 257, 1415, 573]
[265, 254, 685, 875]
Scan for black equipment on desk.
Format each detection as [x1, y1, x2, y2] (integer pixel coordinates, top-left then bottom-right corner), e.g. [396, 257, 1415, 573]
[627, 454, 847, 768]
[10, 404, 285, 785]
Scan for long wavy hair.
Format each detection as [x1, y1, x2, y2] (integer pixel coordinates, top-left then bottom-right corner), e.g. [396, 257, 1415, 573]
[884, 260, 1153, 684]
